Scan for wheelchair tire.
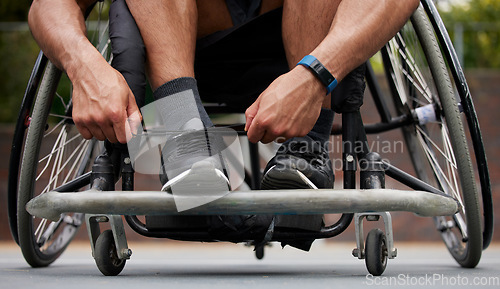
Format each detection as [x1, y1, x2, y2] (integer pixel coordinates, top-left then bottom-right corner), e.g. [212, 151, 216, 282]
[94, 230, 126, 276]
[365, 229, 387, 276]
[16, 62, 97, 267]
[381, 6, 481, 268]
[8, 52, 47, 245]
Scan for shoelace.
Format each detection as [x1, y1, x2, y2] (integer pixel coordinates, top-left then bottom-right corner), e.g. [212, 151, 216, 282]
[162, 129, 223, 163]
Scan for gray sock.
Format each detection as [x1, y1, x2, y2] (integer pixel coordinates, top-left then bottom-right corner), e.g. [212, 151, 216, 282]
[152, 77, 213, 129]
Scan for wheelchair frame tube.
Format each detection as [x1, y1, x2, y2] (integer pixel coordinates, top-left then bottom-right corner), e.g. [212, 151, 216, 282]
[383, 161, 447, 197]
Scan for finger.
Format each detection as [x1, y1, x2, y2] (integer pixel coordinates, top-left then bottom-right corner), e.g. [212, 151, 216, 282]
[244, 97, 260, 132]
[127, 97, 143, 137]
[87, 124, 107, 141]
[73, 113, 93, 140]
[113, 116, 135, 144]
[260, 131, 278, 144]
[101, 124, 118, 143]
[109, 91, 140, 144]
[246, 117, 266, 143]
[75, 124, 93, 140]
[245, 115, 254, 133]
[110, 119, 124, 144]
[126, 110, 142, 139]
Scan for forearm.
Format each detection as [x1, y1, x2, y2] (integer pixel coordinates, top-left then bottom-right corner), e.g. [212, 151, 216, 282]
[28, 0, 104, 79]
[311, 0, 420, 82]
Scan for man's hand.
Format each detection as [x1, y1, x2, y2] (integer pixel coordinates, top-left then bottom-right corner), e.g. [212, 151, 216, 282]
[245, 66, 326, 144]
[70, 59, 142, 144]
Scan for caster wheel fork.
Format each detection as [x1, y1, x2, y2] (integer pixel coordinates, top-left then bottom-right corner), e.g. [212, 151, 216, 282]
[86, 214, 131, 276]
[352, 212, 397, 276]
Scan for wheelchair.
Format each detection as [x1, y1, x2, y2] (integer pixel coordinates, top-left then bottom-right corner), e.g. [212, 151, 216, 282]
[8, 0, 493, 277]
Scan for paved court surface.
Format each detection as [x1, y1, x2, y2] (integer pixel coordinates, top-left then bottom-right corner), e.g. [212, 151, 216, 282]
[1, 240, 499, 289]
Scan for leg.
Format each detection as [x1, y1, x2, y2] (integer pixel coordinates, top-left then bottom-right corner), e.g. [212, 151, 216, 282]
[126, 0, 238, 90]
[124, 0, 238, 129]
[125, 0, 197, 90]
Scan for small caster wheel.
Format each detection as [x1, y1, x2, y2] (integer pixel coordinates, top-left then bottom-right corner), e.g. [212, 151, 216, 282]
[365, 228, 388, 276]
[94, 230, 126, 276]
[255, 246, 265, 260]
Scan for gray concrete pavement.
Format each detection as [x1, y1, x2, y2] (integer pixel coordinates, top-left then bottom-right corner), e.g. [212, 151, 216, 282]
[1, 240, 499, 288]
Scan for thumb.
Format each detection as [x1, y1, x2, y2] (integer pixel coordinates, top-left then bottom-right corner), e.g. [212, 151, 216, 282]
[126, 93, 142, 141]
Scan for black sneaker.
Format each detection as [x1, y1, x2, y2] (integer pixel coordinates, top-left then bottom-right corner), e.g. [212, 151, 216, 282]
[262, 136, 334, 190]
[261, 135, 334, 251]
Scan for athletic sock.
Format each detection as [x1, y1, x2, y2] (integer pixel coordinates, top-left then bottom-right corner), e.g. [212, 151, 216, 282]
[152, 77, 213, 130]
[306, 108, 334, 145]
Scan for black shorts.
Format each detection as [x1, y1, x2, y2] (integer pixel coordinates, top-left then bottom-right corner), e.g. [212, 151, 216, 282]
[195, 7, 288, 112]
[225, 0, 263, 26]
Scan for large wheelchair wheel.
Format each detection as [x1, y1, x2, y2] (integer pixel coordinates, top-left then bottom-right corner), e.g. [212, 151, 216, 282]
[382, 6, 482, 268]
[12, 2, 110, 267]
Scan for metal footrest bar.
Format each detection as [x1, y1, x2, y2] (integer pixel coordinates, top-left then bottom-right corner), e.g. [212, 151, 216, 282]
[27, 189, 459, 222]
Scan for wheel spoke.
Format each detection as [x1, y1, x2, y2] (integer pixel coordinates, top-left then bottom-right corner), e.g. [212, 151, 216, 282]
[55, 92, 69, 112]
[40, 137, 88, 195]
[416, 129, 462, 205]
[416, 126, 457, 171]
[37, 133, 82, 167]
[43, 119, 65, 138]
[36, 127, 65, 182]
[34, 218, 48, 243]
[61, 140, 90, 184]
[390, 34, 434, 105]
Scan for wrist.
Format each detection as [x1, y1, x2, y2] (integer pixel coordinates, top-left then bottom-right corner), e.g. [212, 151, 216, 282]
[292, 65, 329, 106]
[297, 55, 338, 95]
[64, 38, 106, 81]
